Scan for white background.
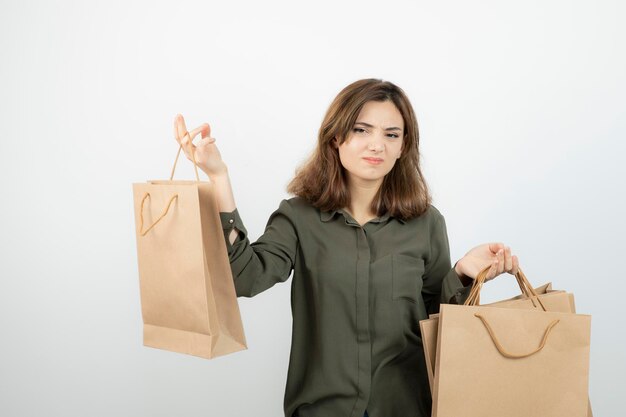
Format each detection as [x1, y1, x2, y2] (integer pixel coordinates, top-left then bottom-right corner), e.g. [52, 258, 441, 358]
[1, 0, 624, 416]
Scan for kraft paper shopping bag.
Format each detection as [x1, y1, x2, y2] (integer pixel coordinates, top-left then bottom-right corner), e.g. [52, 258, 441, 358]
[429, 267, 591, 417]
[420, 282, 574, 391]
[132, 143, 247, 359]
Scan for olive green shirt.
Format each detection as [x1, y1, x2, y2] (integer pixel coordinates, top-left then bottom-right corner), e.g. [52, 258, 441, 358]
[219, 196, 472, 417]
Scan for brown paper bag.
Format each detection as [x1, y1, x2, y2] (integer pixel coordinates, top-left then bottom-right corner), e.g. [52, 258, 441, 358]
[421, 271, 593, 416]
[429, 267, 591, 417]
[132, 144, 247, 359]
[432, 303, 591, 417]
[420, 283, 574, 390]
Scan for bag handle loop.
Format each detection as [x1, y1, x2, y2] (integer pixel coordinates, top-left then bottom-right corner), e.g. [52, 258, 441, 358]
[139, 136, 200, 236]
[474, 312, 560, 359]
[464, 266, 547, 312]
[170, 133, 201, 182]
[139, 192, 178, 236]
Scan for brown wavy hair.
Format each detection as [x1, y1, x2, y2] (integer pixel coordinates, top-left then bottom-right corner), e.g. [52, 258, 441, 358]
[286, 78, 432, 221]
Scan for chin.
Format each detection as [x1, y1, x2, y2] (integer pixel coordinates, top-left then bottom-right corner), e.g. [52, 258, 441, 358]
[354, 172, 387, 183]
[344, 164, 392, 183]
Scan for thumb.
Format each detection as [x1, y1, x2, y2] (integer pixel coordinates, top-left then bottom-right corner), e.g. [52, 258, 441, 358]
[199, 136, 216, 145]
[489, 242, 505, 255]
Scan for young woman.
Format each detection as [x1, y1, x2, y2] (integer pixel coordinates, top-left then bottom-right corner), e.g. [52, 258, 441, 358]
[173, 78, 519, 417]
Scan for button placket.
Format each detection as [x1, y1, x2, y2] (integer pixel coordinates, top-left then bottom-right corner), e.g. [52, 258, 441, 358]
[352, 227, 372, 417]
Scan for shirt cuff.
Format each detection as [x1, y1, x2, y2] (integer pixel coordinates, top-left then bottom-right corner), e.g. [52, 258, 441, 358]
[218, 208, 247, 253]
[443, 264, 473, 305]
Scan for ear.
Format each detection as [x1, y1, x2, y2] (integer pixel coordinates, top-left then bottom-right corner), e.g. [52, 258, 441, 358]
[332, 136, 339, 148]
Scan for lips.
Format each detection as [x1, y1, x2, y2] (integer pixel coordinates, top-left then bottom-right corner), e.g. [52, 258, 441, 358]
[363, 157, 383, 165]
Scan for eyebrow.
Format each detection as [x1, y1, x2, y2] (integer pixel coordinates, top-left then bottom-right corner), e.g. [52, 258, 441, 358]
[354, 121, 402, 131]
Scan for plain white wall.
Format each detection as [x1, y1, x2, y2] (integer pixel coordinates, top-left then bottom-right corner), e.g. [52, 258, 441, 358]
[1, 0, 624, 416]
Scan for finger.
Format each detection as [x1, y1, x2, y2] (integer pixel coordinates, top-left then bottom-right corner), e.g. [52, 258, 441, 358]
[201, 123, 211, 139]
[497, 249, 505, 274]
[180, 132, 196, 159]
[188, 124, 209, 143]
[174, 114, 189, 146]
[511, 255, 519, 275]
[199, 136, 217, 146]
[180, 131, 191, 147]
[484, 258, 496, 281]
[488, 258, 499, 281]
[489, 242, 505, 255]
[175, 114, 189, 141]
[504, 246, 513, 272]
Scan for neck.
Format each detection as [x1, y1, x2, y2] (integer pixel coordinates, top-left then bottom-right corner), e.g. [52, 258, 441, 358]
[345, 176, 382, 217]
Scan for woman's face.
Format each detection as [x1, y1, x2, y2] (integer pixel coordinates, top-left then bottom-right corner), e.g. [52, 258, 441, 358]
[333, 100, 405, 187]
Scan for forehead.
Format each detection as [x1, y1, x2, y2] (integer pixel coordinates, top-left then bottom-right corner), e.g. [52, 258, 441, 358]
[355, 100, 404, 129]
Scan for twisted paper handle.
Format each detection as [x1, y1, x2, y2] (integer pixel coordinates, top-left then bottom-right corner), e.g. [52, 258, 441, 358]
[138, 134, 203, 236]
[139, 192, 178, 236]
[474, 312, 560, 359]
[464, 266, 547, 312]
[170, 132, 201, 182]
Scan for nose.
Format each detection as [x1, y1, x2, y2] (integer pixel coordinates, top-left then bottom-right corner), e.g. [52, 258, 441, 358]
[368, 141, 384, 152]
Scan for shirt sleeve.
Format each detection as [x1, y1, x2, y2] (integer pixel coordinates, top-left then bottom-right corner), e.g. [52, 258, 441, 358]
[218, 199, 298, 298]
[421, 210, 473, 314]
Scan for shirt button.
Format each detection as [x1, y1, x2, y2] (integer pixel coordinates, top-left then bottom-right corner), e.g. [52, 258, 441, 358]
[229, 219, 234, 224]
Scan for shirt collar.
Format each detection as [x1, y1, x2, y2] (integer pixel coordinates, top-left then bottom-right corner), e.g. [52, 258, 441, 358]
[320, 208, 406, 224]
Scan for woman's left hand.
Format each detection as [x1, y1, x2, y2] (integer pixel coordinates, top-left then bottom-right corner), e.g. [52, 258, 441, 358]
[455, 243, 519, 282]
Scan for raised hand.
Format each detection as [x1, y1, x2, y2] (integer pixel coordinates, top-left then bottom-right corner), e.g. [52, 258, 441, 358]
[456, 243, 519, 282]
[173, 114, 228, 178]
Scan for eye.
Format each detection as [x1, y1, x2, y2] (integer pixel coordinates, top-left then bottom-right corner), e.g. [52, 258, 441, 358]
[387, 133, 399, 138]
[353, 128, 366, 133]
